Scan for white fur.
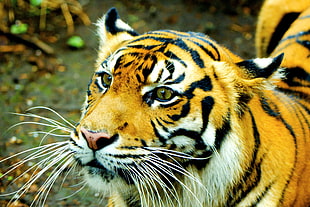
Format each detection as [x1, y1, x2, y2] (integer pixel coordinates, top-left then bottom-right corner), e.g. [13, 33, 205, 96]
[201, 123, 216, 148]
[201, 131, 244, 206]
[253, 57, 273, 69]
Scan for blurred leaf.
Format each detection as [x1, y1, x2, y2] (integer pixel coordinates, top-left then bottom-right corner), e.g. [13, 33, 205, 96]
[30, 0, 42, 7]
[10, 23, 28, 34]
[67, 36, 85, 49]
[7, 175, 14, 181]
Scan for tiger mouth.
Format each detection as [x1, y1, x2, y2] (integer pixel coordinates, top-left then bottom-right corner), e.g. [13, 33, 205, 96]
[86, 159, 106, 169]
[79, 153, 150, 184]
[79, 152, 183, 185]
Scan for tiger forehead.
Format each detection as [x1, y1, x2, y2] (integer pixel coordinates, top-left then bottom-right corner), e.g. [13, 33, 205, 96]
[101, 30, 222, 73]
[125, 30, 222, 62]
[107, 50, 164, 81]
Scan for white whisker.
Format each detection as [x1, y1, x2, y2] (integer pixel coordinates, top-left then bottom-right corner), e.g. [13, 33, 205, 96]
[145, 147, 210, 160]
[7, 121, 71, 133]
[0, 141, 67, 163]
[145, 156, 206, 206]
[135, 164, 164, 206]
[0, 142, 70, 178]
[10, 151, 72, 205]
[57, 180, 87, 201]
[27, 106, 75, 128]
[140, 162, 180, 207]
[10, 112, 72, 130]
[29, 131, 71, 138]
[33, 154, 74, 206]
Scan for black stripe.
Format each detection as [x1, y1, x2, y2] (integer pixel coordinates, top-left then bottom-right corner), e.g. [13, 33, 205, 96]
[296, 31, 310, 50]
[184, 75, 212, 99]
[113, 54, 124, 72]
[168, 101, 190, 121]
[160, 117, 174, 125]
[188, 32, 221, 58]
[172, 38, 205, 68]
[163, 50, 187, 67]
[267, 12, 300, 54]
[129, 35, 204, 67]
[126, 44, 162, 50]
[195, 41, 217, 60]
[228, 108, 262, 206]
[260, 96, 296, 137]
[158, 30, 221, 61]
[167, 128, 208, 153]
[151, 30, 221, 61]
[214, 113, 231, 150]
[187, 33, 221, 60]
[277, 30, 310, 48]
[141, 54, 157, 82]
[135, 74, 142, 82]
[249, 182, 275, 207]
[165, 73, 185, 85]
[281, 67, 310, 87]
[201, 96, 214, 133]
[151, 120, 167, 144]
[87, 79, 92, 96]
[154, 68, 164, 83]
[169, 128, 201, 140]
[165, 60, 175, 74]
[161, 60, 176, 83]
[113, 52, 158, 83]
[276, 87, 310, 102]
[155, 118, 169, 133]
[101, 58, 109, 68]
[259, 95, 298, 205]
[159, 99, 182, 108]
[153, 30, 190, 38]
[94, 79, 103, 93]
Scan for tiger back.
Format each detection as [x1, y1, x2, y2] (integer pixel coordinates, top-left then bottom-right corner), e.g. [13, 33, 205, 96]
[256, 1, 310, 205]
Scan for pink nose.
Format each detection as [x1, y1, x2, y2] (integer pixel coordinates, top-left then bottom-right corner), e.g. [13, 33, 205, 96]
[80, 127, 116, 150]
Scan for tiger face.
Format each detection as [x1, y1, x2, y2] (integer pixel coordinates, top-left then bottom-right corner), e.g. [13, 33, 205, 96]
[69, 8, 284, 206]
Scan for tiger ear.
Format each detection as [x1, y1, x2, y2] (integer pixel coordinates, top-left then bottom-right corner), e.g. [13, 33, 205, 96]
[96, 8, 139, 63]
[236, 53, 284, 79]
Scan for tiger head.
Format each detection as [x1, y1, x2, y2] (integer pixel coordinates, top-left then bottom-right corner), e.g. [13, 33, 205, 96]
[70, 8, 283, 204]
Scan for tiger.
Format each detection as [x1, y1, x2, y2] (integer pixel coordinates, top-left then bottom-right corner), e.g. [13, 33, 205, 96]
[2, 0, 310, 206]
[70, 1, 310, 206]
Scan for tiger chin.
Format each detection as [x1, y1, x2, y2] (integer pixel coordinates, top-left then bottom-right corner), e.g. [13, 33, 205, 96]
[70, 2, 310, 207]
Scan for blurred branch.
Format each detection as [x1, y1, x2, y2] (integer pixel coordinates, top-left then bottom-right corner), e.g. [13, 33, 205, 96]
[0, 30, 54, 55]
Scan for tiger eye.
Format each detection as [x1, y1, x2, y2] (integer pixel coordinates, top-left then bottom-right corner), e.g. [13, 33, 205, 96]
[101, 73, 112, 87]
[155, 87, 173, 101]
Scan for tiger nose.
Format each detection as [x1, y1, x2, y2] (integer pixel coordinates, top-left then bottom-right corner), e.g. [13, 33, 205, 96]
[80, 127, 117, 150]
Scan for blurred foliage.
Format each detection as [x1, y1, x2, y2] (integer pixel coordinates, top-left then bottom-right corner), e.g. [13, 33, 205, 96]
[10, 21, 28, 34]
[67, 35, 84, 49]
[0, 0, 91, 35]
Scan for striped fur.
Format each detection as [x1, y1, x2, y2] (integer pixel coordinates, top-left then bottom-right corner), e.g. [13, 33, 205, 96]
[71, 4, 310, 207]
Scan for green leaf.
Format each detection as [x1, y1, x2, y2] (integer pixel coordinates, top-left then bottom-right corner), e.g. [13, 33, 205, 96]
[66, 36, 85, 49]
[30, 0, 42, 7]
[7, 175, 14, 181]
[10, 23, 28, 34]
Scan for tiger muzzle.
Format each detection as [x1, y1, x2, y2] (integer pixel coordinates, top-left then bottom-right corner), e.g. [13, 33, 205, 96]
[80, 127, 118, 150]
